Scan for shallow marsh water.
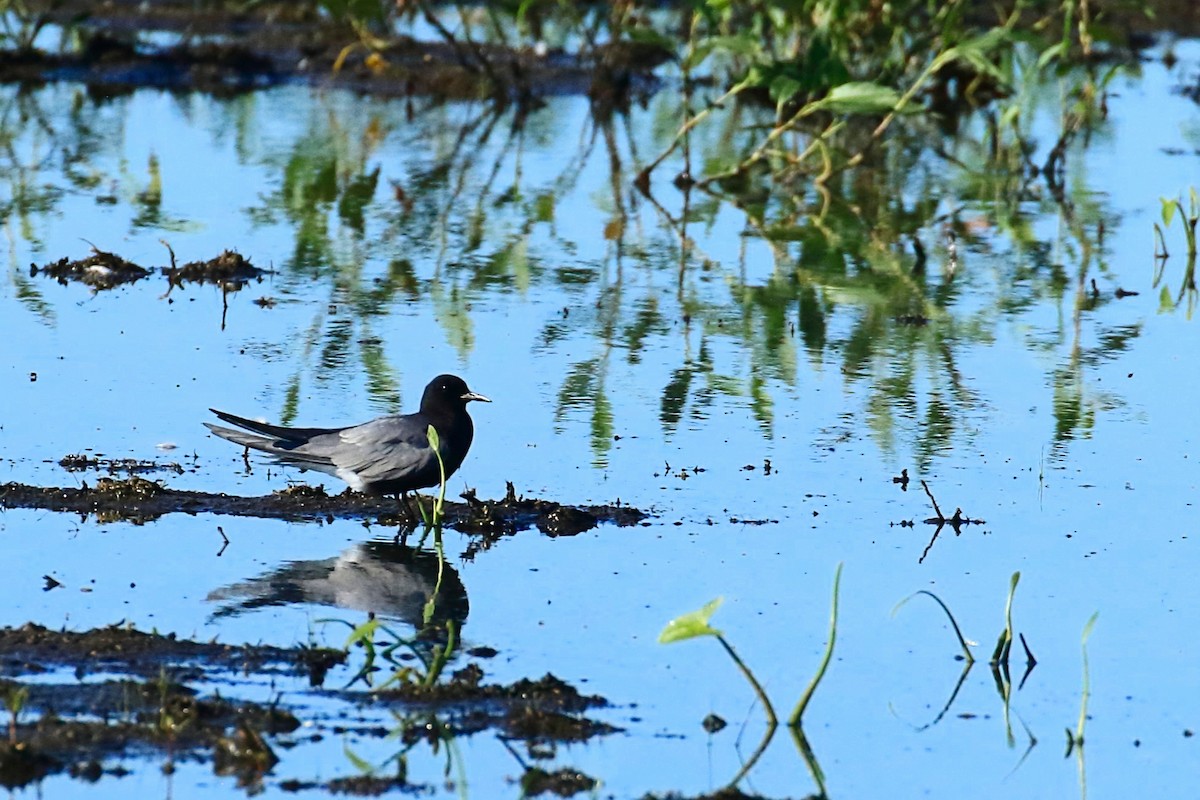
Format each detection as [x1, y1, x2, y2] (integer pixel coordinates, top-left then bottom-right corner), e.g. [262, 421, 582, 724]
[2, 37, 1200, 799]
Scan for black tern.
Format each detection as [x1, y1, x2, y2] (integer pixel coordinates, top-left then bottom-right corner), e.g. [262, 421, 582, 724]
[205, 374, 490, 514]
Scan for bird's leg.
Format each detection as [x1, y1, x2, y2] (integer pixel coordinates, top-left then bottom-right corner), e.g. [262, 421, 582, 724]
[393, 492, 418, 545]
[401, 491, 421, 521]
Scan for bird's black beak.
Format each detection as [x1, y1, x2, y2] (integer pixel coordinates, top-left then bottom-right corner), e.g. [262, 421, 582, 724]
[462, 391, 491, 403]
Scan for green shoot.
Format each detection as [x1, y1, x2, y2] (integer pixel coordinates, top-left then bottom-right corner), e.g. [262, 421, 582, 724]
[426, 424, 448, 525]
[422, 620, 457, 688]
[1067, 612, 1099, 754]
[991, 571, 1020, 666]
[1160, 190, 1199, 259]
[422, 424, 451, 629]
[789, 562, 843, 727]
[659, 597, 778, 726]
[892, 590, 976, 663]
[2, 682, 28, 744]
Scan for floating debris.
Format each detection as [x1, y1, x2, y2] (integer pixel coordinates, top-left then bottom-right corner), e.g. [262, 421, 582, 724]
[163, 249, 271, 289]
[58, 454, 184, 476]
[32, 247, 150, 290]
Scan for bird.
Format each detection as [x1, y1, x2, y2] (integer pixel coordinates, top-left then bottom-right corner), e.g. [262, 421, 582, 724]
[204, 374, 490, 519]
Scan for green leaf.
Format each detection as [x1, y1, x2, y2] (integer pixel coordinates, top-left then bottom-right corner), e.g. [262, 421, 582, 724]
[808, 82, 902, 115]
[427, 424, 440, 451]
[769, 74, 805, 107]
[1080, 611, 1099, 644]
[534, 192, 555, 223]
[624, 26, 676, 53]
[659, 597, 724, 644]
[684, 33, 758, 71]
[1158, 284, 1173, 311]
[344, 617, 380, 651]
[343, 742, 375, 774]
[1036, 40, 1067, 70]
[1162, 197, 1179, 228]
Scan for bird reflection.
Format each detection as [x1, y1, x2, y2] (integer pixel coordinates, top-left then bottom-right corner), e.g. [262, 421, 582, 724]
[207, 540, 469, 630]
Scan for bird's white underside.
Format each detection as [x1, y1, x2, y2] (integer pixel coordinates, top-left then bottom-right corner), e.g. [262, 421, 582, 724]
[335, 467, 367, 491]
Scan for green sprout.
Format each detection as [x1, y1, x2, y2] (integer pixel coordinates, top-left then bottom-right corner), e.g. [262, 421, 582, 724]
[1066, 612, 1099, 755]
[659, 597, 777, 726]
[332, 615, 457, 691]
[791, 562, 842, 726]
[1, 682, 28, 744]
[659, 564, 843, 795]
[991, 571, 1020, 666]
[423, 424, 448, 527]
[1156, 189, 1199, 260]
[892, 590, 977, 663]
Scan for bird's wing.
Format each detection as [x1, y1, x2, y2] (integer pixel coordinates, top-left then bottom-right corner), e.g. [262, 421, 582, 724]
[315, 415, 439, 487]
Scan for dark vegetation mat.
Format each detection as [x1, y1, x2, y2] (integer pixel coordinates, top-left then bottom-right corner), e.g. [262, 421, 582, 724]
[0, 477, 647, 535]
[0, 623, 616, 791]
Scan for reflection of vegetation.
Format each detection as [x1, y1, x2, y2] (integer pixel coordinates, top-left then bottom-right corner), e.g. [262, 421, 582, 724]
[1153, 189, 1199, 316]
[0, 0, 53, 52]
[636, 0, 1130, 193]
[0, 1, 1160, 468]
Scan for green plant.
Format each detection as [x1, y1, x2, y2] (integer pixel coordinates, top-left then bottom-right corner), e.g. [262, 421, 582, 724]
[1066, 612, 1099, 755]
[894, 571, 1032, 669]
[1155, 189, 1199, 261]
[638, 0, 1032, 190]
[330, 614, 458, 691]
[790, 562, 842, 726]
[419, 424, 449, 528]
[1153, 190, 1199, 314]
[892, 589, 977, 663]
[990, 571, 1020, 666]
[659, 596, 778, 725]
[1, 682, 28, 743]
[659, 563, 844, 796]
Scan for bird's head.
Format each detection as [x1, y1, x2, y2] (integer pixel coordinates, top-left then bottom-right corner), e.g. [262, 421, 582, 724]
[423, 374, 491, 411]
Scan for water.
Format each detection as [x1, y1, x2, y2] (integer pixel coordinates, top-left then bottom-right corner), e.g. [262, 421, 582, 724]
[2, 40, 1200, 798]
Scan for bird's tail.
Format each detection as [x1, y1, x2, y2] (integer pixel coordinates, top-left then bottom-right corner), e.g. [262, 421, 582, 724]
[208, 409, 336, 441]
[204, 423, 292, 456]
[204, 410, 337, 467]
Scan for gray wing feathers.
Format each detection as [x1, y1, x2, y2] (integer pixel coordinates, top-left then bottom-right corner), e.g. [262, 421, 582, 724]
[206, 412, 443, 492]
[329, 418, 438, 486]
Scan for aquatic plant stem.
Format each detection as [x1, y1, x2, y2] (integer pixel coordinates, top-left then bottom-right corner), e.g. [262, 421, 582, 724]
[638, 81, 749, 186]
[894, 589, 975, 663]
[423, 620, 457, 688]
[716, 635, 777, 727]
[790, 562, 842, 726]
[423, 423, 449, 626]
[991, 571, 1020, 665]
[1073, 612, 1099, 747]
